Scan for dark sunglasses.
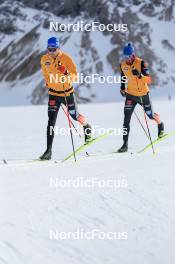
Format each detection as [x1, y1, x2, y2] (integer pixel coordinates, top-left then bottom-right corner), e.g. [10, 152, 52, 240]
[47, 47, 57, 52]
[124, 55, 132, 59]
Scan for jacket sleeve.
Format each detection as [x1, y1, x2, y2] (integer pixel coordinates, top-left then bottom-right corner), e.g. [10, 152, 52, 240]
[120, 64, 126, 90]
[41, 57, 49, 87]
[141, 60, 152, 84]
[64, 54, 78, 80]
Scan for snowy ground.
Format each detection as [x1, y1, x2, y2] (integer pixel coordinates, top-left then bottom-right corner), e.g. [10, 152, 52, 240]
[0, 99, 175, 264]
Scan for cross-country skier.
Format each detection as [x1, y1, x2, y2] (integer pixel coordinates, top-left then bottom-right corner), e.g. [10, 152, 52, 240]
[118, 43, 164, 153]
[40, 37, 92, 160]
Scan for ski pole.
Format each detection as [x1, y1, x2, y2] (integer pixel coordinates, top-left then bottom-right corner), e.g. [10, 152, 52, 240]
[133, 110, 149, 140]
[58, 62, 77, 162]
[61, 104, 82, 138]
[63, 86, 77, 162]
[140, 97, 155, 155]
[131, 65, 155, 155]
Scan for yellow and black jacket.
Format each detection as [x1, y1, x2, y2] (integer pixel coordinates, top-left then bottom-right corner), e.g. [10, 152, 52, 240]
[41, 51, 77, 97]
[120, 57, 151, 96]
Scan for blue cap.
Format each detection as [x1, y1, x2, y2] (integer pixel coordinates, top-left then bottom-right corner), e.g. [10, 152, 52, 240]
[47, 37, 60, 48]
[123, 43, 134, 56]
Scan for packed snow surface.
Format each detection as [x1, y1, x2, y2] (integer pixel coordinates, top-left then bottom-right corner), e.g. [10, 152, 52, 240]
[0, 99, 175, 264]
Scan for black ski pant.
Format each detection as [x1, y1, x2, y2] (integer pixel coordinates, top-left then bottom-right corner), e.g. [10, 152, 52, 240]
[123, 93, 155, 144]
[46, 93, 84, 150]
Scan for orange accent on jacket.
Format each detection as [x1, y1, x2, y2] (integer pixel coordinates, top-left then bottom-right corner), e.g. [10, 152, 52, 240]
[121, 57, 150, 96]
[41, 51, 77, 97]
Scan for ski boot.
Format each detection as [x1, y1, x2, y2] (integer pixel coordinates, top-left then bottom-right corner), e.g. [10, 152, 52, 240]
[83, 123, 92, 144]
[158, 122, 164, 138]
[117, 142, 128, 153]
[40, 147, 52, 160]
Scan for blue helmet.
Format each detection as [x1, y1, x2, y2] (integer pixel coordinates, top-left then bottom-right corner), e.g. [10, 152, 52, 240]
[47, 37, 60, 48]
[123, 43, 135, 57]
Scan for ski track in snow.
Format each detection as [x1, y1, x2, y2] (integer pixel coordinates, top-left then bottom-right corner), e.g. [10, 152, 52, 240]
[0, 101, 175, 264]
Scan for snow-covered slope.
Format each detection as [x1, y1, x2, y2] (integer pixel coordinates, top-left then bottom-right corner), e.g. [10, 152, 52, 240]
[0, 99, 175, 264]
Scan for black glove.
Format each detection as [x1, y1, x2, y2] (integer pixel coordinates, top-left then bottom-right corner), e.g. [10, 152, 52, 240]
[132, 68, 142, 78]
[120, 89, 126, 97]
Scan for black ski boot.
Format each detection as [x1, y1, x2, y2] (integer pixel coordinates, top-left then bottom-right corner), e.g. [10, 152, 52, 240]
[83, 123, 92, 144]
[158, 122, 164, 138]
[117, 142, 128, 153]
[40, 147, 52, 160]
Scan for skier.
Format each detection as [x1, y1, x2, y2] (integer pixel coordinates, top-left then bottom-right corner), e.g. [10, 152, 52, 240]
[118, 43, 164, 153]
[40, 37, 91, 160]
